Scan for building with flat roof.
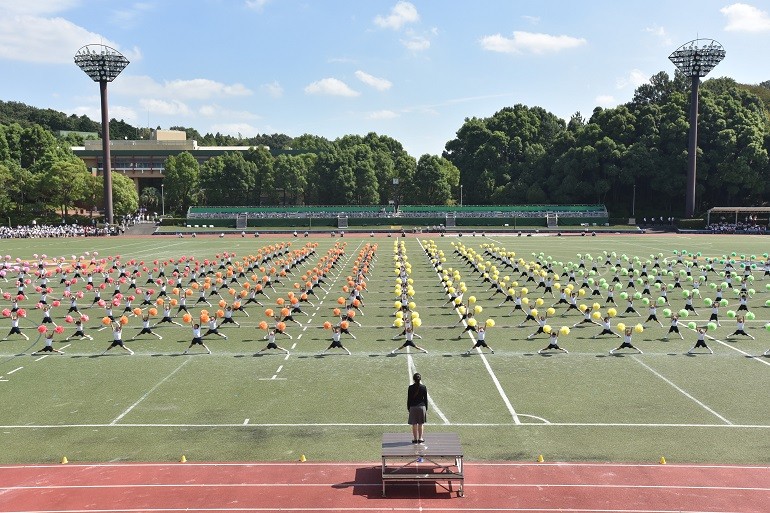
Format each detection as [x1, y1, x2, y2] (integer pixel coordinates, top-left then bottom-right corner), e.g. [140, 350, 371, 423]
[72, 129, 267, 193]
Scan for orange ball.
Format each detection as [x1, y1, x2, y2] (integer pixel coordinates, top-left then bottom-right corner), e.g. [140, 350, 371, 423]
[337, 297, 345, 305]
[148, 307, 158, 317]
[101, 316, 111, 325]
[258, 321, 268, 330]
[216, 309, 225, 318]
[323, 321, 332, 329]
[182, 313, 192, 323]
[119, 316, 129, 325]
[265, 308, 274, 318]
[132, 307, 142, 316]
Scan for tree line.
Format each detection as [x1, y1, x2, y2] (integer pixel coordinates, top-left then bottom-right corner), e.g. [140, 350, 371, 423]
[1, 71, 768, 222]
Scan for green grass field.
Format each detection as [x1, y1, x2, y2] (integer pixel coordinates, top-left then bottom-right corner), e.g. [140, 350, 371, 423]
[0, 233, 768, 465]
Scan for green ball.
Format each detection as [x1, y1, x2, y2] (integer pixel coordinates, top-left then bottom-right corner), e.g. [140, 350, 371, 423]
[662, 308, 672, 317]
[633, 292, 642, 300]
[642, 297, 650, 306]
[687, 321, 697, 330]
[720, 299, 729, 307]
[679, 309, 689, 318]
[657, 297, 666, 305]
[704, 298, 713, 307]
[620, 292, 629, 300]
[682, 290, 690, 298]
[746, 312, 756, 321]
[765, 323, 770, 332]
[726, 310, 736, 318]
[765, 300, 770, 307]
[707, 322, 717, 331]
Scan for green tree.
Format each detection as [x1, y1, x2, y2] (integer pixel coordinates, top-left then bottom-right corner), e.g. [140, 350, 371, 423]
[140, 187, 160, 211]
[413, 155, 459, 205]
[273, 154, 308, 205]
[19, 124, 56, 168]
[164, 152, 200, 215]
[200, 152, 257, 206]
[112, 173, 139, 216]
[245, 146, 275, 205]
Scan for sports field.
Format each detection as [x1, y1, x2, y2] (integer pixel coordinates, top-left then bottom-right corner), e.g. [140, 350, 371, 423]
[0, 233, 768, 466]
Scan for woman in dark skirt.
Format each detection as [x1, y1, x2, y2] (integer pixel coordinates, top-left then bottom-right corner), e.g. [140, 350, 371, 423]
[407, 372, 428, 444]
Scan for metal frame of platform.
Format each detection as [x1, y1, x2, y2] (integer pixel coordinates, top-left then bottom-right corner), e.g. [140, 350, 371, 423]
[381, 432, 464, 497]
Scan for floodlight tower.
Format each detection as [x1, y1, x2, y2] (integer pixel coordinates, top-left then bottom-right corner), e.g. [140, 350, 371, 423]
[74, 44, 129, 226]
[668, 39, 725, 218]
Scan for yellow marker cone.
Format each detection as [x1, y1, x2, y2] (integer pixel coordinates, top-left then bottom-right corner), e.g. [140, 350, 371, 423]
[60, 456, 68, 465]
[659, 456, 666, 465]
[180, 455, 187, 463]
[537, 454, 544, 463]
[299, 454, 307, 462]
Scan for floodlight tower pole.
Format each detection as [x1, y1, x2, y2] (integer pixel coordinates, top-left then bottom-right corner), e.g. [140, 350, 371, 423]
[668, 39, 725, 218]
[74, 45, 129, 226]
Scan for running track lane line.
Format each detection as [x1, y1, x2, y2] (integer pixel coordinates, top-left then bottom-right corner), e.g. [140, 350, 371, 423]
[631, 356, 732, 425]
[109, 358, 191, 425]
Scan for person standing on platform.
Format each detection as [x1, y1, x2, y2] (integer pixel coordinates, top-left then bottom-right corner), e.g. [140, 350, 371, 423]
[407, 372, 428, 444]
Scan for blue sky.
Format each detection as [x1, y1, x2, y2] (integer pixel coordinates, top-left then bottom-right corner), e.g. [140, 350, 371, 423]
[0, 1, 769, 158]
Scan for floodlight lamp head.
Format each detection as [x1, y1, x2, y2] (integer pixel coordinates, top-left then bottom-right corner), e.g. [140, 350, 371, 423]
[668, 38, 725, 78]
[74, 44, 129, 82]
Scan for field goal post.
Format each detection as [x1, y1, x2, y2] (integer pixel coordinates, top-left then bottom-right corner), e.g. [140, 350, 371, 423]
[337, 214, 349, 229]
[546, 212, 558, 228]
[236, 213, 248, 229]
[446, 212, 456, 228]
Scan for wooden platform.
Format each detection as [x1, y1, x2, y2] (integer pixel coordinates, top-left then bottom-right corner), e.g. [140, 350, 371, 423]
[381, 433, 464, 497]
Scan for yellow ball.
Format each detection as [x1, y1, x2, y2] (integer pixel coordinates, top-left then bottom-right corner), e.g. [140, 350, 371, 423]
[617, 322, 626, 332]
[634, 324, 644, 333]
[607, 308, 617, 317]
[546, 307, 556, 316]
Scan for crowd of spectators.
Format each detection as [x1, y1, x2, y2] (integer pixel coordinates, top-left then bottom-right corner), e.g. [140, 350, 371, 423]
[0, 224, 120, 239]
[707, 219, 768, 234]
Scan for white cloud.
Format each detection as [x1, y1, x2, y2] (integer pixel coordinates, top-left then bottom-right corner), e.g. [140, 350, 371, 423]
[480, 31, 587, 55]
[721, 3, 770, 32]
[139, 98, 191, 116]
[261, 81, 284, 98]
[595, 95, 617, 107]
[355, 70, 392, 91]
[616, 69, 648, 89]
[111, 3, 154, 26]
[199, 105, 259, 120]
[0, 14, 138, 64]
[0, 0, 81, 16]
[113, 76, 252, 100]
[401, 35, 430, 51]
[72, 104, 137, 124]
[374, 1, 419, 30]
[366, 110, 399, 120]
[209, 123, 259, 138]
[645, 25, 672, 46]
[304, 78, 360, 97]
[245, 0, 272, 11]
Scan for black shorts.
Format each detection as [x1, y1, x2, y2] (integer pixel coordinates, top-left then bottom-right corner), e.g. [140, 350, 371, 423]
[473, 340, 489, 348]
[694, 340, 708, 348]
[668, 326, 679, 333]
[618, 342, 634, 349]
[329, 340, 344, 348]
[40, 345, 54, 352]
[266, 342, 278, 349]
[109, 339, 125, 348]
[191, 337, 204, 345]
[546, 343, 560, 350]
[9, 326, 21, 335]
[138, 328, 153, 335]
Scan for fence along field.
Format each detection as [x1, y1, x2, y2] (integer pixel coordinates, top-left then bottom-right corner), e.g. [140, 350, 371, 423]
[0, 233, 768, 464]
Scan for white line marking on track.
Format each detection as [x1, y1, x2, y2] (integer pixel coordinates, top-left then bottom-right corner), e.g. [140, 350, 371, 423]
[0, 507, 758, 513]
[632, 356, 732, 425]
[110, 359, 191, 425]
[1, 482, 767, 492]
[290, 343, 297, 350]
[243, 418, 249, 425]
[276, 365, 283, 373]
[7, 367, 22, 375]
[34, 355, 48, 361]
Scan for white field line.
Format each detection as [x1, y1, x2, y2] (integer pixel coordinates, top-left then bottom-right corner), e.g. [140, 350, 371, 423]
[1, 421, 767, 429]
[7, 367, 22, 375]
[109, 359, 191, 425]
[406, 349, 450, 425]
[631, 357, 732, 425]
[417, 237, 521, 425]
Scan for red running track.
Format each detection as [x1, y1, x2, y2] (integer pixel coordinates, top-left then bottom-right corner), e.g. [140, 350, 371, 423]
[0, 461, 768, 512]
